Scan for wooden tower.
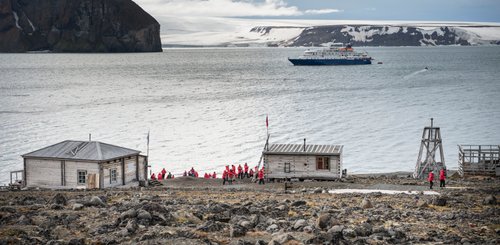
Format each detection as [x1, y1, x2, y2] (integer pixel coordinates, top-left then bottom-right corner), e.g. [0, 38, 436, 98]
[414, 118, 446, 179]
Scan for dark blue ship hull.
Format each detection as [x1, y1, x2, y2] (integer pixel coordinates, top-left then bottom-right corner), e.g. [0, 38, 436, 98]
[288, 58, 372, 66]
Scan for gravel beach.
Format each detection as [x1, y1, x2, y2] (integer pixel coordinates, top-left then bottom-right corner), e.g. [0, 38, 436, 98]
[0, 174, 498, 244]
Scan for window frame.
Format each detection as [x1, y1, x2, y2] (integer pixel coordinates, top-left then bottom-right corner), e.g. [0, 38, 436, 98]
[284, 162, 291, 173]
[77, 170, 87, 185]
[110, 168, 117, 183]
[316, 156, 330, 170]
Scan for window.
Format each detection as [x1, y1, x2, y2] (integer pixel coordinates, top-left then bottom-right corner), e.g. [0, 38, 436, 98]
[284, 162, 291, 173]
[77, 170, 87, 185]
[316, 157, 330, 170]
[110, 169, 117, 183]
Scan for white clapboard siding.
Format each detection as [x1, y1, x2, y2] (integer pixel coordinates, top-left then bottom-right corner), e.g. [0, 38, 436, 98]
[25, 159, 61, 187]
[65, 161, 99, 187]
[138, 156, 147, 181]
[125, 157, 137, 182]
[101, 161, 123, 188]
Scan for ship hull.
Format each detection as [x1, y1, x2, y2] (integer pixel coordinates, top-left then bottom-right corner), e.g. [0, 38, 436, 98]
[288, 58, 372, 66]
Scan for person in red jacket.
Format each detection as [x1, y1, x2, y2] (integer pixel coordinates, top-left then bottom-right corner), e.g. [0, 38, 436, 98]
[231, 165, 236, 175]
[157, 172, 163, 181]
[222, 169, 228, 185]
[237, 164, 243, 179]
[150, 173, 156, 180]
[249, 169, 254, 179]
[428, 171, 434, 189]
[228, 169, 234, 185]
[212, 171, 217, 178]
[204, 173, 209, 179]
[161, 168, 167, 177]
[439, 168, 446, 188]
[258, 169, 265, 185]
[244, 163, 249, 178]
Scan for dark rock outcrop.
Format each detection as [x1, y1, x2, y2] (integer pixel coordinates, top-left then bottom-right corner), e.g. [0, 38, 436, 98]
[0, 0, 162, 52]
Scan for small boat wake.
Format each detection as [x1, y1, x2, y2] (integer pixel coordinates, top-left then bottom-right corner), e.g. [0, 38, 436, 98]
[404, 68, 429, 79]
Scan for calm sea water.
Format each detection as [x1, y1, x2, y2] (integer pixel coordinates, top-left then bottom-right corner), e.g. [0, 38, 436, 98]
[1, 47, 500, 184]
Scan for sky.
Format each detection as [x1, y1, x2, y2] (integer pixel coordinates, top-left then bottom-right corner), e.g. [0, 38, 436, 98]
[135, 0, 500, 22]
[134, 0, 500, 44]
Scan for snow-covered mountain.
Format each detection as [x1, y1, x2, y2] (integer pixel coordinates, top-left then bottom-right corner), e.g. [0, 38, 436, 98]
[159, 18, 500, 47]
[250, 24, 500, 47]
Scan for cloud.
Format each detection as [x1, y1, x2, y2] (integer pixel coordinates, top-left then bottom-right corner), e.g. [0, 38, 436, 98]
[304, 9, 343, 15]
[136, 0, 341, 17]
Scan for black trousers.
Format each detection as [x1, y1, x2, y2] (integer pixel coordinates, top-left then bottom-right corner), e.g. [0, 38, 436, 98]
[258, 179, 264, 185]
[429, 181, 433, 189]
[440, 180, 445, 187]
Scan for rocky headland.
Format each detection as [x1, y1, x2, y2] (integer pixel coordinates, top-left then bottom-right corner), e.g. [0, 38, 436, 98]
[0, 0, 162, 52]
[0, 174, 498, 244]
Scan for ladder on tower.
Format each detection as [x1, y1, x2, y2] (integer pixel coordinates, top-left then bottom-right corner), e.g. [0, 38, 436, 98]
[414, 118, 446, 179]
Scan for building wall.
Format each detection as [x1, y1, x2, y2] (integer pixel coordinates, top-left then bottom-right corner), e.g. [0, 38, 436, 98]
[125, 157, 137, 182]
[138, 155, 147, 181]
[25, 158, 61, 187]
[101, 160, 124, 188]
[25, 158, 99, 188]
[64, 161, 99, 187]
[264, 154, 342, 179]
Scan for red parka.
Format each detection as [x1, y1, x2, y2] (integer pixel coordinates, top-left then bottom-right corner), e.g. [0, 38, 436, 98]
[439, 169, 445, 181]
[258, 170, 264, 180]
[428, 172, 434, 182]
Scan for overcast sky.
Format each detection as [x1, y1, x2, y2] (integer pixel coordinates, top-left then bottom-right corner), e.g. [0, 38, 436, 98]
[135, 0, 500, 22]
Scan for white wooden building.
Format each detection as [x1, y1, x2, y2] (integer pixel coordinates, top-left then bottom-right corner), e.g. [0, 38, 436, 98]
[263, 143, 343, 180]
[22, 140, 148, 189]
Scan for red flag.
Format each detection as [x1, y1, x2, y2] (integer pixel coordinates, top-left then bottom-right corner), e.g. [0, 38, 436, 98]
[266, 115, 269, 128]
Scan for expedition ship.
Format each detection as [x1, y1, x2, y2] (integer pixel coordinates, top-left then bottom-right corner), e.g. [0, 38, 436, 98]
[288, 43, 372, 66]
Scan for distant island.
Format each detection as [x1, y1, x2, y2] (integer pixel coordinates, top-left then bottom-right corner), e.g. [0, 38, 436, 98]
[161, 21, 500, 48]
[0, 0, 162, 52]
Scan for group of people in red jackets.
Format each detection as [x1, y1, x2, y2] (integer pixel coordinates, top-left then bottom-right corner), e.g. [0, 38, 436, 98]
[221, 163, 265, 185]
[427, 168, 446, 189]
[149, 164, 266, 185]
[150, 168, 174, 180]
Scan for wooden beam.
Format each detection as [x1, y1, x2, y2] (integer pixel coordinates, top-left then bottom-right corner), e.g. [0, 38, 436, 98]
[121, 158, 125, 185]
[23, 158, 27, 187]
[136, 155, 139, 181]
[99, 164, 104, 189]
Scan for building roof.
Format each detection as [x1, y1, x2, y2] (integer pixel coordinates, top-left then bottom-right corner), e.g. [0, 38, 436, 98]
[22, 140, 141, 161]
[264, 144, 343, 155]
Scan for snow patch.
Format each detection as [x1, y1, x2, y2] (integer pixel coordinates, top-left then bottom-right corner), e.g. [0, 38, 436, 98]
[27, 17, 36, 32]
[328, 189, 440, 195]
[12, 11, 22, 30]
[340, 25, 405, 42]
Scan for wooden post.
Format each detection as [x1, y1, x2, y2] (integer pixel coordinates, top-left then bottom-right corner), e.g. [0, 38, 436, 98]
[121, 158, 125, 185]
[23, 158, 27, 187]
[136, 155, 139, 181]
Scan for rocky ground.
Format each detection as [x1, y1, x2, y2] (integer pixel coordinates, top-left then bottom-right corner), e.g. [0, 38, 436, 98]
[0, 174, 498, 245]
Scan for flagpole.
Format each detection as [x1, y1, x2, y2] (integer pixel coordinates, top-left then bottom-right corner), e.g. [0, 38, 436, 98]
[147, 130, 150, 177]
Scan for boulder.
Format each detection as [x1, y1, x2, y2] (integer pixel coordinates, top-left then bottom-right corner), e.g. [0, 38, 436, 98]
[120, 209, 137, 220]
[72, 203, 84, 211]
[125, 219, 138, 233]
[266, 224, 279, 233]
[293, 219, 307, 230]
[361, 198, 373, 209]
[316, 213, 331, 230]
[483, 195, 496, 205]
[51, 193, 67, 206]
[432, 196, 447, 206]
[290, 200, 307, 207]
[137, 210, 152, 220]
[230, 224, 247, 238]
[88, 196, 106, 207]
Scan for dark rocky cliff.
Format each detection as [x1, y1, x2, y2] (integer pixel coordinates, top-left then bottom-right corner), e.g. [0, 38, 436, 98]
[0, 0, 162, 52]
